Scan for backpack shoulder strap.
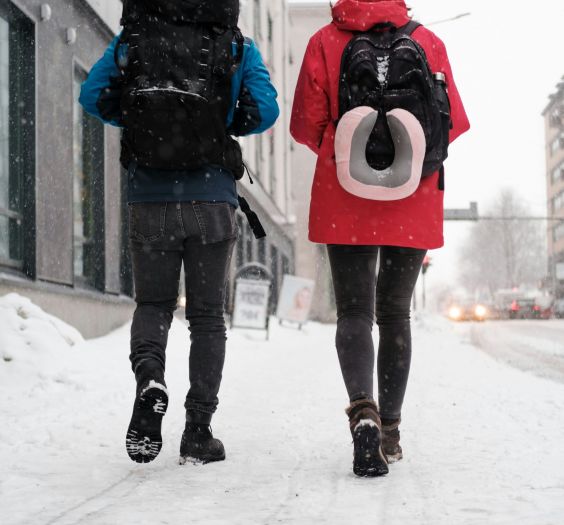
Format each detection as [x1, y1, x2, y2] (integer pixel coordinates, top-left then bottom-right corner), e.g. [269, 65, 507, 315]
[230, 27, 245, 75]
[398, 20, 422, 36]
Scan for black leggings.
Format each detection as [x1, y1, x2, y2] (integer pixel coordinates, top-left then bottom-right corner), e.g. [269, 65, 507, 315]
[327, 244, 426, 420]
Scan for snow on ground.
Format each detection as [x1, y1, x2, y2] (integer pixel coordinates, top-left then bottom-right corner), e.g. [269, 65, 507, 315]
[1, 294, 564, 525]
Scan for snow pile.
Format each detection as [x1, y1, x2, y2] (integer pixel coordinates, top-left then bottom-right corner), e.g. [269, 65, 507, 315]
[0, 293, 84, 385]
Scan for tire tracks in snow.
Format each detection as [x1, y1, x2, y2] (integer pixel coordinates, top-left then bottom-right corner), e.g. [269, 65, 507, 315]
[470, 322, 564, 384]
[41, 459, 174, 525]
[41, 471, 135, 525]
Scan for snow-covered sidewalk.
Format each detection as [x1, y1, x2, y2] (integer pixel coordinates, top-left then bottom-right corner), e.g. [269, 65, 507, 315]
[1, 294, 564, 525]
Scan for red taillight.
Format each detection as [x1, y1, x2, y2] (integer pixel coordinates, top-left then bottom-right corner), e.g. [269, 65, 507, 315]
[511, 300, 520, 311]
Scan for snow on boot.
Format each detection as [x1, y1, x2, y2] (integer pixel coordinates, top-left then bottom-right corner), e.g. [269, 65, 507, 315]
[125, 380, 169, 463]
[346, 398, 389, 477]
[179, 423, 225, 465]
[381, 418, 403, 463]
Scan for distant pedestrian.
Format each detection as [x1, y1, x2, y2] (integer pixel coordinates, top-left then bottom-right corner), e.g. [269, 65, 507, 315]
[80, 0, 278, 465]
[291, 0, 469, 476]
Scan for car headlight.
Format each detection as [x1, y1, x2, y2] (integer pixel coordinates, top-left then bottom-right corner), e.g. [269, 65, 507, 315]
[474, 305, 487, 318]
[448, 306, 462, 320]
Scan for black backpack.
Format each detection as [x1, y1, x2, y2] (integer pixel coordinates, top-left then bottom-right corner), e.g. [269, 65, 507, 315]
[116, 0, 245, 177]
[338, 21, 451, 178]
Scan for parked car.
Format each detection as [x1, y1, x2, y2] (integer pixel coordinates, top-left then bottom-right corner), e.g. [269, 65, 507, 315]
[508, 298, 550, 319]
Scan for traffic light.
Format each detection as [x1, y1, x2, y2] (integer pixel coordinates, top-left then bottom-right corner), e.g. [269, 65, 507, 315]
[422, 255, 431, 275]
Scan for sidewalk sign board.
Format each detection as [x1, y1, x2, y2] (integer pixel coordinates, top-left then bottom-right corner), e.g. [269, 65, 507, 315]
[276, 275, 315, 328]
[231, 262, 272, 338]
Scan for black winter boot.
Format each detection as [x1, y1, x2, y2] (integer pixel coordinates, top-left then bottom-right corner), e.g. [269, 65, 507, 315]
[381, 418, 403, 462]
[179, 423, 226, 465]
[346, 398, 389, 477]
[125, 374, 168, 464]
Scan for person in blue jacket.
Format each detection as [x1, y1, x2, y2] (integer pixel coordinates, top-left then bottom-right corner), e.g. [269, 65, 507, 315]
[80, 0, 278, 465]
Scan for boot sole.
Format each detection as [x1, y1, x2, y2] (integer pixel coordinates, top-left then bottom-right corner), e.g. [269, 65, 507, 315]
[125, 383, 168, 464]
[178, 453, 226, 466]
[353, 422, 389, 477]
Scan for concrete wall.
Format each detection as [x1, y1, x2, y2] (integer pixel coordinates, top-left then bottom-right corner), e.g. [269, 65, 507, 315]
[83, 0, 121, 34]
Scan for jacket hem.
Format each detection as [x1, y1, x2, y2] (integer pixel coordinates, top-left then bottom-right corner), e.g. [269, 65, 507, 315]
[308, 234, 444, 250]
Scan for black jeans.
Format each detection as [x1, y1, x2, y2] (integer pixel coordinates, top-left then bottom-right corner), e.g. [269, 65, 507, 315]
[129, 201, 237, 424]
[327, 245, 426, 420]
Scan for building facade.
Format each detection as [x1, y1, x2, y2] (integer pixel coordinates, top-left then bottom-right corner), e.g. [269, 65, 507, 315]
[288, 1, 335, 321]
[233, 0, 295, 311]
[0, 0, 129, 338]
[543, 76, 564, 299]
[0, 0, 294, 337]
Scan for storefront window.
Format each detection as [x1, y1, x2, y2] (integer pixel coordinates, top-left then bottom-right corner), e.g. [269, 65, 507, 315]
[0, 2, 34, 272]
[73, 67, 104, 288]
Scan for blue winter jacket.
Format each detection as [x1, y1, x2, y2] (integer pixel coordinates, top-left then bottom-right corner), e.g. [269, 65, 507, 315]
[79, 34, 279, 206]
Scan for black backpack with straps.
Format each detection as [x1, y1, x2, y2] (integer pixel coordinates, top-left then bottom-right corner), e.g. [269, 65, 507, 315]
[338, 21, 451, 178]
[116, 0, 245, 177]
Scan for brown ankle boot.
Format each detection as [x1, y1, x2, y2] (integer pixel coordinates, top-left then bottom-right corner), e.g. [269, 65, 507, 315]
[346, 398, 388, 477]
[381, 418, 403, 462]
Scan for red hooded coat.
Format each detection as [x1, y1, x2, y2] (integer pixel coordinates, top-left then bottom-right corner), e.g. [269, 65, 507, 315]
[290, 0, 470, 249]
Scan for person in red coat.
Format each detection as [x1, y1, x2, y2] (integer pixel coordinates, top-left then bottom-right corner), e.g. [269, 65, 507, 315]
[290, 0, 469, 477]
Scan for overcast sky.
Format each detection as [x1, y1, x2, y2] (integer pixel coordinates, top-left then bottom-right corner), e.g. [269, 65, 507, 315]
[290, 0, 564, 300]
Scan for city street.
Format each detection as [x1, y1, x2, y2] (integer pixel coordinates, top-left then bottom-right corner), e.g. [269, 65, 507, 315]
[1, 0, 563, 523]
[467, 319, 564, 384]
[2, 294, 564, 525]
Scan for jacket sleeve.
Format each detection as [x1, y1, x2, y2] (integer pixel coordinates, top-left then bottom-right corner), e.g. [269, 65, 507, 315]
[290, 33, 331, 155]
[228, 39, 279, 136]
[79, 34, 123, 127]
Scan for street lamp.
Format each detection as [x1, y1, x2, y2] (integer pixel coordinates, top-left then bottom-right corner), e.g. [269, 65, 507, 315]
[426, 12, 471, 27]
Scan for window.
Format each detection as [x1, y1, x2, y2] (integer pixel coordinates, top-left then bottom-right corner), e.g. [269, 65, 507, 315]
[551, 134, 564, 156]
[549, 106, 562, 128]
[281, 254, 290, 277]
[267, 13, 274, 70]
[253, 0, 261, 40]
[0, 1, 35, 273]
[269, 129, 276, 202]
[120, 166, 133, 296]
[255, 134, 263, 180]
[235, 214, 244, 269]
[269, 244, 279, 312]
[245, 222, 253, 262]
[257, 238, 266, 264]
[553, 222, 564, 243]
[73, 67, 105, 289]
[551, 161, 564, 184]
[554, 191, 564, 213]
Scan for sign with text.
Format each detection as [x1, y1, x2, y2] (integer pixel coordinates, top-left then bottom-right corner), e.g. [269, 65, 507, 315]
[276, 275, 315, 325]
[232, 278, 270, 330]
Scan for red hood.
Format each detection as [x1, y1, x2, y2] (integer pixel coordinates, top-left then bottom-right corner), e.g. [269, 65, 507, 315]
[332, 0, 410, 31]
